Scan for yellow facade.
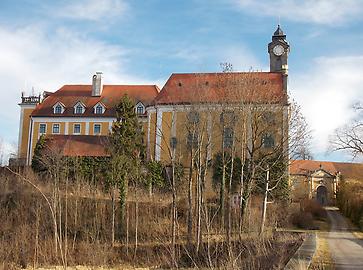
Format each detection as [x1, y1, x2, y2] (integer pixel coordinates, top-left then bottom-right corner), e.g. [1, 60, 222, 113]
[19, 108, 34, 159]
[148, 113, 157, 160]
[148, 106, 286, 169]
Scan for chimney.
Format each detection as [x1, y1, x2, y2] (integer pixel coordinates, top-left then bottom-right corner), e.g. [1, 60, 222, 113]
[92, 72, 103, 96]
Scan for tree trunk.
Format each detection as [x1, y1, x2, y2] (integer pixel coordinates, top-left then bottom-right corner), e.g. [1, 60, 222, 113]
[220, 163, 226, 230]
[260, 168, 270, 235]
[196, 149, 202, 253]
[111, 187, 116, 247]
[171, 159, 177, 267]
[227, 149, 235, 254]
[134, 187, 138, 258]
[65, 174, 68, 269]
[187, 149, 194, 245]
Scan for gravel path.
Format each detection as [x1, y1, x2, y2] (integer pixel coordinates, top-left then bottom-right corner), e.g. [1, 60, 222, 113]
[326, 207, 363, 270]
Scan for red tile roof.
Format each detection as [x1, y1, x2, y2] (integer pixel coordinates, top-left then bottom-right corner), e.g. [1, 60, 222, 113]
[154, 72, 286, 105]
[290, 160, 363, 181]
[32, 85, 160, 117]
[44, 135, 109, 157]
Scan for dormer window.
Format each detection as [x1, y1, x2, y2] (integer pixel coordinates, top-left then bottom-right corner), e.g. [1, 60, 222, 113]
[135, 102, 145, 115]
[73, 101, 86, 114]
[96, 105, 103, 114]
[53, 102, 65, 114]
[93, 102, 106, 114]
[75, 105, 83, 114]
[136, 105, 144, 115]
[55, 105, 62, 114]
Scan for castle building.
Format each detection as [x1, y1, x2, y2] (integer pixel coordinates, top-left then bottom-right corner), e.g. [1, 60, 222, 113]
[17, 26, 290, 169]
[18, 72, 159, 165]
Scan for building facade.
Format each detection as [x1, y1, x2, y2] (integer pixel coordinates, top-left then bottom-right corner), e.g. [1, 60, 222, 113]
[290, 160, 363, 205]
[18, 26, 291, 170]
[18, 72, 159, 165]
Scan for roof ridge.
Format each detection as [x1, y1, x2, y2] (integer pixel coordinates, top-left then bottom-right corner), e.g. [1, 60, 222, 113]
[170, 71, 276, 75]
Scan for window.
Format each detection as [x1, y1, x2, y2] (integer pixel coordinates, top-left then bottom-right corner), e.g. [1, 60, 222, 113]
[223, 127, 234, 148]
[187, 131, 199, 149]
[95, 105, 103, 114]
[136, 105, 144, 115]
[55, 105, 62, 114]
[94, 124, 101, 135]
[39, 124, 46, 134]
[187, 111, 200, 124]
[220, 111, 236, 125]
[75, 105, 83, 114]
[262, 133, 275, 148]
[52, 123, 60, 134]
[73, 124, 81, 134]
[262, 112, 275, 124]
[170, 137, 178, 149]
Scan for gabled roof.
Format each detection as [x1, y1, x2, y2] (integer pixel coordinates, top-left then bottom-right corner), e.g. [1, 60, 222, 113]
[32, 85, 160, 117]
[44, 135, 109, 157]
[73, 100, 86, 108]
[154, 72, 286, 106]
[93, 101, 106, 108]
[53, 101, 65, 108]
[290, 160, 363, 181]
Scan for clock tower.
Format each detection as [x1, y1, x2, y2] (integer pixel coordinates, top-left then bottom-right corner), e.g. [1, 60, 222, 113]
[268, 25, 290, 74]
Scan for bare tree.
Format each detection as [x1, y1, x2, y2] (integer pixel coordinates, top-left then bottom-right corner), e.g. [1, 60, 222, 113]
[330, 103, 363, 159]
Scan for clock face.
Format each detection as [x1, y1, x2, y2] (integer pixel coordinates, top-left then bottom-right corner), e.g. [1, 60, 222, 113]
[273, 45, 284, 56]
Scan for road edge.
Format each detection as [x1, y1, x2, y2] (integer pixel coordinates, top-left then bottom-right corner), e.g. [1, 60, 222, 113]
[284, 233, 317, 270]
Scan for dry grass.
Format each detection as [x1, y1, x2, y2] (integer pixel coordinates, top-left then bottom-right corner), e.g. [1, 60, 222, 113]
[290, 200, 328, 230]
[0, 169, 302, 269]
[309, 232, 334, 270]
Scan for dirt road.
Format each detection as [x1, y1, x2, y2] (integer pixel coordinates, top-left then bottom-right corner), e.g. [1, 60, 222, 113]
[326, 207, 363, 270]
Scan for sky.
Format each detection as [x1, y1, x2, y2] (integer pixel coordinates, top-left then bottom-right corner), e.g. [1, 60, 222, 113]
[0, 0, 362, 163]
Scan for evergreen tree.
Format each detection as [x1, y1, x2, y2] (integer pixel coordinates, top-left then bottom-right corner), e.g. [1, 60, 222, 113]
[106, 95, 145, 227]
[31, 135, 48, 173]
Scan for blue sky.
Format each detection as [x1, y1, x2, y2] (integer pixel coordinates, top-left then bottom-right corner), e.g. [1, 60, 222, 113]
[0, 0, 362, 163]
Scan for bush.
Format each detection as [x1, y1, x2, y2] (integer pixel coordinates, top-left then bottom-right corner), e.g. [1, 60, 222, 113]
[337, 181, 363, 229]
[291, 212, 314, 229]
[301, 199, 327, 220]
[290, 199, 326, 229]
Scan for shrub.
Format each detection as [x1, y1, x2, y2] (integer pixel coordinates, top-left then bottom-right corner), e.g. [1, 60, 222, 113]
[291, 212, 314, 229]
[301, 199, 327, 220]
[337, 181, 363, 229]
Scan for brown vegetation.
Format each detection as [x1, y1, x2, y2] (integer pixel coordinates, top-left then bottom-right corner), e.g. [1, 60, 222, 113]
[291, 200, 327, 230]
[0, 168, 302, 269]
[337, 181, 363, 229]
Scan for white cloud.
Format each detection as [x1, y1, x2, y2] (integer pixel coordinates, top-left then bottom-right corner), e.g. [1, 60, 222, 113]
[0, 139, 16, 165]
[218, 46, 266, 71]
[172, 44, 264, 71]
[56, 0, 127, 22]
[291, 56, 363, 158]
[0, 23, 151, 162]
[234, 0, 363, 25]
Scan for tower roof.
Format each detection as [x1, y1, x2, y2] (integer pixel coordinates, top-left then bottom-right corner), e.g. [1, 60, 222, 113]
[273, 25, 284, 36]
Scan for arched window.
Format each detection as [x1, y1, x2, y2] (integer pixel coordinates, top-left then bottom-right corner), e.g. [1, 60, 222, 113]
[95, 105, 103, 114]
[75, 105, 83, 114]
[187, 111, 199, 124]
[262, 133, 275, 148]
[55, 105, 62, 114]
[220, 111, 236, 125]
[223, 127, 234, 148]
[187, 131, 199, 149]
[136, 105, 144, 115]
